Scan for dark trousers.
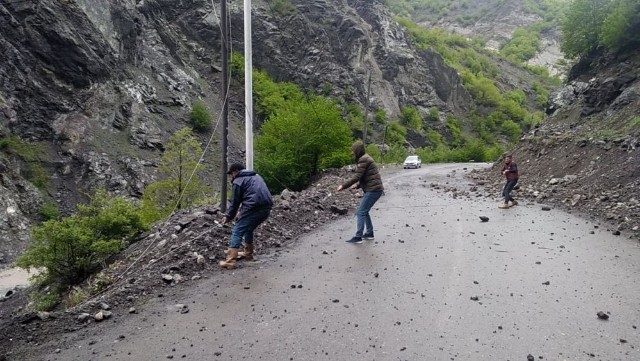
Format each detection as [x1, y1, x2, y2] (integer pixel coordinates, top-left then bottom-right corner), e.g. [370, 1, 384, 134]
[502, 179, 518, 202]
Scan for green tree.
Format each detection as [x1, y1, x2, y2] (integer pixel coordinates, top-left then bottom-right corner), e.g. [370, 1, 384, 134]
[254, 70, 304, 119]
[142, 128, 207, 222]
[501, 120, 522, 143]
[500, 28, 541, 63]
[400, 107, 423, 131]
[255, 96, 352, 193]
[599, 0, 640, 52]
[385, 121, 407, 145]
[17, 191, 146, 288]
[190, 100, 212, 131]
[561, 0, 611, 58]
[374, 108, 387, 124]
[428, 107, 440, 122]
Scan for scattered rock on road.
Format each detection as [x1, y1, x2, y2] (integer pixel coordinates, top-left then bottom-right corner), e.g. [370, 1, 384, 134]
[597, 311, 610, 320]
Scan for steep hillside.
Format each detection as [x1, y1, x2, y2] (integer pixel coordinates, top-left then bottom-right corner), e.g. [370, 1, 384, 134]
[387, 0, 566, 75]
[474, 48, 640, 239]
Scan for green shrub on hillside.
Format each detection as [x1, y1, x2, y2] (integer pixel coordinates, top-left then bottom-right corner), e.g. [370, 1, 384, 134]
[269, 0, 296, 16]
[28, 290, 60, 312]
[254, 70, 305, 119]
[141, 128, 208, 223]
[374, 109, 387, 124]
[40, 201, 60, 221]
[190, 100, 212, 131]
[506, 89, 526, 105]
[599, 0, 640, 52]
[532, 82, 550, 107]
[500, 28, 541, 63]
[382, 144, 409, 164]
[365, 144, 382, 162]
[385, 121, 408, 146]
[426, 129, 444, 149]
[17, 190, 147, 289]
[255, 95, 352, 193]
[501, 120, 522, 143]
[460, 72, 503, 106]
[230, 51, 245, 79]
[446, 116, 464, 146]
[400, 107, 423, 131]
[0, 136, 49, 189]
[428, 107, 440, 122]
[345, 104, 365, 132]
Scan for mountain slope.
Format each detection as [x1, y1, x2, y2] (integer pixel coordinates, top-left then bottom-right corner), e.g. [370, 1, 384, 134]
[387, 0, 566, 75]
[474, 47, 640, 238]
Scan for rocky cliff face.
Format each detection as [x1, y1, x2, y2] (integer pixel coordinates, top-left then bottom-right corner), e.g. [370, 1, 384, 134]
[0, 0, 474, 265]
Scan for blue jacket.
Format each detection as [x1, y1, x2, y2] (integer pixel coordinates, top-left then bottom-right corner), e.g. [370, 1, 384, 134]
[225, 170, 273, 219]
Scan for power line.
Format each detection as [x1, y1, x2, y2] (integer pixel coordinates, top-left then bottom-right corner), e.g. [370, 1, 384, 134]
[71, 0, 235, 308]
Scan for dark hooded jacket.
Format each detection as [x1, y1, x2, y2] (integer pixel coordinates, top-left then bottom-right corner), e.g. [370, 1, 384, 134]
[226, 170, 273, 219]
[341, 142, 384, 192]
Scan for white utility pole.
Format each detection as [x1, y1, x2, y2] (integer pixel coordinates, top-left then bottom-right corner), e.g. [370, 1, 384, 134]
[244, 0, 254, 170]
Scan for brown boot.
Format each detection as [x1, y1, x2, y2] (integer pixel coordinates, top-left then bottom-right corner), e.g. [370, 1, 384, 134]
[219, 248, 239, 269]
[498, 202, 509, 209]
[237, 244, 254, 261]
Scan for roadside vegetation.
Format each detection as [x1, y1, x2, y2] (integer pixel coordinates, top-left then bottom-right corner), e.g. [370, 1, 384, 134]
[16, 190, 148, 311]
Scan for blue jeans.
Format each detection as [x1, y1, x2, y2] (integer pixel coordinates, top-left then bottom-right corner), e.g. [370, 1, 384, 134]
[355, 191, 383, 237]
[229, 208, 271, 249]
[503, 179, 518, 202]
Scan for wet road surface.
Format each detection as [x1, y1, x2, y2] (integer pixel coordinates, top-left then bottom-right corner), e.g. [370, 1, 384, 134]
[45, 163, 640, 360]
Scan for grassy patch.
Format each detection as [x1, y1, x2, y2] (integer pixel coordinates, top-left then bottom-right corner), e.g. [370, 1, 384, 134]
[28, 290, 60, 312]
[0, 136, 50, 190]
[627, 116, 640, 130]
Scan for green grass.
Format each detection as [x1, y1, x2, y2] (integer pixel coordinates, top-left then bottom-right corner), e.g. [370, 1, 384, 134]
[628, 116, 640, 129]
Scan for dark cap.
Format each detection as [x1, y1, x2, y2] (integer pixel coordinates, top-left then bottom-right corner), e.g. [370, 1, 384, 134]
[226, 162, 245, 174]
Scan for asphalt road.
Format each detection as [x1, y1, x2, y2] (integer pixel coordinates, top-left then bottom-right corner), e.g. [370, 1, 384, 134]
[45, 163, 640, 361]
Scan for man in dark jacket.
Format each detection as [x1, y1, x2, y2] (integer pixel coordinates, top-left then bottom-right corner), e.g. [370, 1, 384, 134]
[337, 141, 384, 244]
[499, 154, 519, 209]
[219, 163, 273, 269]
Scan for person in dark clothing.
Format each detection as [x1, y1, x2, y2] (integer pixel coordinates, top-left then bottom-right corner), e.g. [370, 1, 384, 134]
[337, 141, 384, 244]
[499, 154, 519, 209]
[219, 163, 273, 269]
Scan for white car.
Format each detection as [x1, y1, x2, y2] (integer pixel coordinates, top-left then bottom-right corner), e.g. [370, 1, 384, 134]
[403, 155, 421, 169]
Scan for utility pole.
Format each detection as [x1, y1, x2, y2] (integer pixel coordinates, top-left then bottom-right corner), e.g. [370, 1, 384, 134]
[381, 123, 388, 164]
[362, 71, 371, 146]
[244, 0, 254, 170]
[220, 0, 229, 212]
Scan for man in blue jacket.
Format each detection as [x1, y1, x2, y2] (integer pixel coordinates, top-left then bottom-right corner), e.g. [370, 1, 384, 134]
[220, 163, 273, 269]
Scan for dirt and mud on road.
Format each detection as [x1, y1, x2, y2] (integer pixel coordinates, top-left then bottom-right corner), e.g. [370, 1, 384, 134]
[2, 163, 639, 361]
